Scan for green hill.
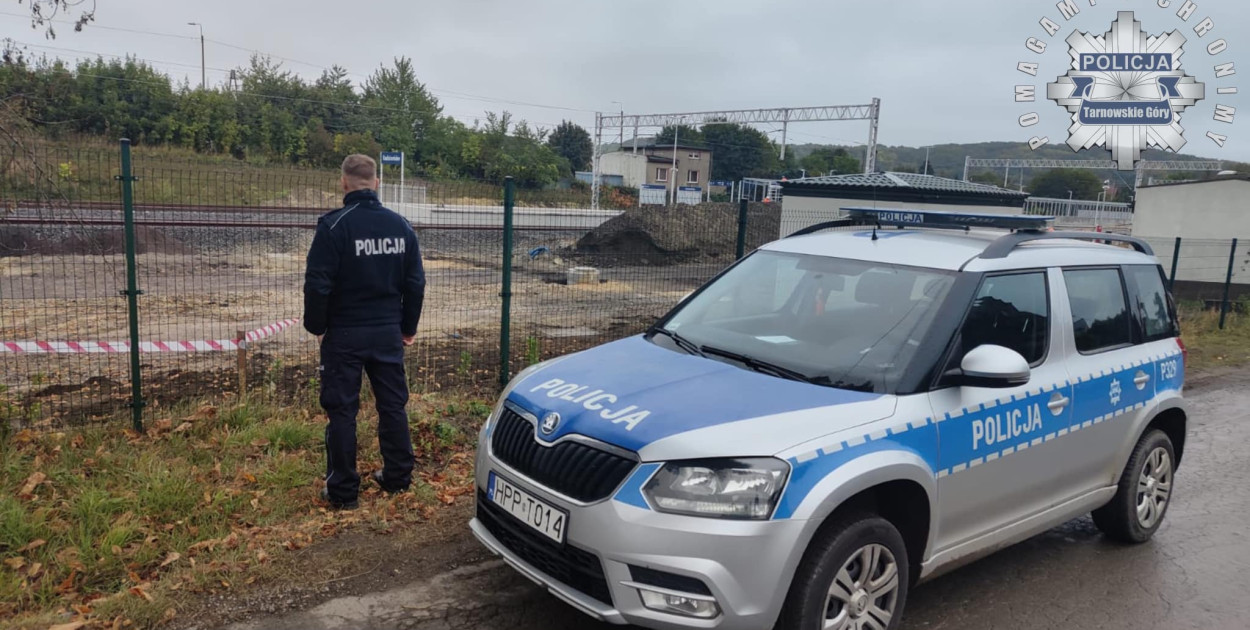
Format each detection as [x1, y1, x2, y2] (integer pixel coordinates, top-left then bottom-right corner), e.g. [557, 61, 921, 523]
[789, 141, 1248, 187]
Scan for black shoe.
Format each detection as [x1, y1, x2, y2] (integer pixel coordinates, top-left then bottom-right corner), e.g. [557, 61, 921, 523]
[372, 470, 408, 495]
[320, 487, 359, 510]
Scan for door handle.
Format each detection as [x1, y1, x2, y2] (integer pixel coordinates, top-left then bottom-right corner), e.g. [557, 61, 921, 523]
[1134, 371, 1151, 389]
[1047, 393, 1070, 414]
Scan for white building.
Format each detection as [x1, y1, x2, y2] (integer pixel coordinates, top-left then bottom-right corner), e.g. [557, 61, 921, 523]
[1132, 176, 1250, 300]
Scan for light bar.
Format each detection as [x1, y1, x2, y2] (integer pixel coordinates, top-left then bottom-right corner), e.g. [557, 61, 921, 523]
[843, 207, 1054, 231]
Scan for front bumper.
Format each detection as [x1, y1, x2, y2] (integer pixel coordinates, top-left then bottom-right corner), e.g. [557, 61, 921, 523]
[473, 450, 809, 630]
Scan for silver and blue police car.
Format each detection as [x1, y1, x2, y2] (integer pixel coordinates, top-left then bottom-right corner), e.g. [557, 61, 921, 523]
[470, 209, 1187, 630]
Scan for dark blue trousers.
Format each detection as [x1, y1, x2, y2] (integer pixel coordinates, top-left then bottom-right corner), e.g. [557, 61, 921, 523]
[320, 325, 414, 503]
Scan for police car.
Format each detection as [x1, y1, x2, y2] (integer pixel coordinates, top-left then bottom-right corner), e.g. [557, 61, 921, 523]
[470, 208, 1187, 630]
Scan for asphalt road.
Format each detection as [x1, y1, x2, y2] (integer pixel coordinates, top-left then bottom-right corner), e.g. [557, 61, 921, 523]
[226, 374, 1250, 630]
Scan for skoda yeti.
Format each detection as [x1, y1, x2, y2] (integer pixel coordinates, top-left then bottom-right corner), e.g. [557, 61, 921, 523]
[470, 209, 1187, 630]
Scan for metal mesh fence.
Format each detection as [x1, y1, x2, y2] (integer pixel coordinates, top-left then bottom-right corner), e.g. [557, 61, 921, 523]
[5, 139, 1250, 429]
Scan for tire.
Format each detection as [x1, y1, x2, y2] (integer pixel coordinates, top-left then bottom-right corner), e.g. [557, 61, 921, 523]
[1092, 429, 1176, 543]
[776, 512, 909, 630]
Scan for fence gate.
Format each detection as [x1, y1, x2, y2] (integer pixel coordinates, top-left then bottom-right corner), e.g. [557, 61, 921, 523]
[0, 143, 133, 429]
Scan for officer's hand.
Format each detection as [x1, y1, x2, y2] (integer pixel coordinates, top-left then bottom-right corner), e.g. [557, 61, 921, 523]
[403, 335, 415, 347]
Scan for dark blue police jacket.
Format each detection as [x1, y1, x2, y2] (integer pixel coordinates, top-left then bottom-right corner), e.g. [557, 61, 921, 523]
[302, 189, 425, 337]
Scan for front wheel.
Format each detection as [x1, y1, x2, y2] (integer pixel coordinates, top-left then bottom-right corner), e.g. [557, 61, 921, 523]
[777, 513, 909, 630]
[1092, 429, 1176, 543]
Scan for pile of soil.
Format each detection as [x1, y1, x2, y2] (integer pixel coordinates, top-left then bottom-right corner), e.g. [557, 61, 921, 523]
[574, 202, 781, 266]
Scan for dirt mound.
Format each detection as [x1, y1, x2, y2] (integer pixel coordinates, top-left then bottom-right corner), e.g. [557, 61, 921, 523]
[575, 202, 781, 265]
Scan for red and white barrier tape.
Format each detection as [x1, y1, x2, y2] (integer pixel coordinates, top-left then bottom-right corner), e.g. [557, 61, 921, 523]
[0, 318, 301, 354]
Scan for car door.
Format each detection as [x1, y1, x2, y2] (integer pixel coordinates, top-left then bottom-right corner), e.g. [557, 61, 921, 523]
[929, 269, 1074, 552]
[1058, 266, 1161, 496]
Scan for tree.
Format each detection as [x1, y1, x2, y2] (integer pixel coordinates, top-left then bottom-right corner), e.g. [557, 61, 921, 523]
[463, 111, 565, 188]
[702, 123, 779, 181]
[800, 147, 860, 176]
[20, 0, 95, 38]
[361, 57, 443, 168]
[546, 121, 592, 172]
[654, 124, 703, 147]
[1027, 168, 1104, 199]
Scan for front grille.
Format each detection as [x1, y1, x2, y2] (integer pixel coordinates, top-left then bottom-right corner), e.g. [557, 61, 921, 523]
[490, 406, 636, 502]
[476, 490, 613, 606]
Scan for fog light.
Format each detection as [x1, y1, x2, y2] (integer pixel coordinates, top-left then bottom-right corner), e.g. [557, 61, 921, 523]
[636, 586, 720, 619]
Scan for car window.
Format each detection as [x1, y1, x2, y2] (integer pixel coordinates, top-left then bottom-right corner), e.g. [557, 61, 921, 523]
[1063, 268, 1132, 353]
[661, 251, 955, 393]
[959, 272, 1049, 365]
[1126, 265, 1178, 341]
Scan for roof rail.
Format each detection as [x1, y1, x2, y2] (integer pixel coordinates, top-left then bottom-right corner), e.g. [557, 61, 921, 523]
[979, 231, 1154, 259]
[786, 218, 861, 237]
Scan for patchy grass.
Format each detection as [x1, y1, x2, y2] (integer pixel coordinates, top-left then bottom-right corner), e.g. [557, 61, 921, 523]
[0, 391, 489, 629]
[1179, 301, 1250, 371]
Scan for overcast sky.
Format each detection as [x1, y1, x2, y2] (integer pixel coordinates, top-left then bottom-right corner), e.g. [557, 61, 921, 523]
[3, 0, 1247, 161]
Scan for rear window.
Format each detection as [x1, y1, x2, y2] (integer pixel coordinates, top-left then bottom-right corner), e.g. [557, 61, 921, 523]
[1126, 265, 1179, 341]
[1063, 268, 1132, 353]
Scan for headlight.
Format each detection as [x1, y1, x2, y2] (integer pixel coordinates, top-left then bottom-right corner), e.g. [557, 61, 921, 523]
[642, 458, 790, 520]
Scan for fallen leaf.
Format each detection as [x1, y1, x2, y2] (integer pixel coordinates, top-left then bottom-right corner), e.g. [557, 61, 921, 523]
[220, 579, 231, 588]
[158, 552, 181, 569]
[255, 549, 269, 563]
[242, 473, 257, 484]
[163, 607, 177, 622]
[127, 571, 143, 584]
[172, 422, 194, 434]
[48, 622, 86, 630]
[18, 471, 46, 497]
[56, 569, 76, 593]
[250, 438, 270, 447]
[3, 557, 24, 570]
[26, 562, 42, 578]
[18, 539, 46, 553]
[129, 586, 154, 602]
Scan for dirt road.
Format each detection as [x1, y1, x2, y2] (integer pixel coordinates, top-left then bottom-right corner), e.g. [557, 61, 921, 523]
[220, 373, 1250, 630]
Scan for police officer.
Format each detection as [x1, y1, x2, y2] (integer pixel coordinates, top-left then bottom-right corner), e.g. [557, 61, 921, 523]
[303, 154, 425, 510]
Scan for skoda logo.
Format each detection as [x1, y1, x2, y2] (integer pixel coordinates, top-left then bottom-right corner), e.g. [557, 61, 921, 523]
[539, 412, 561, 436]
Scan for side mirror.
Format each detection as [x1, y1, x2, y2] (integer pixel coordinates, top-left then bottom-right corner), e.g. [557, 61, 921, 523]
[948, 345, 1031, 389]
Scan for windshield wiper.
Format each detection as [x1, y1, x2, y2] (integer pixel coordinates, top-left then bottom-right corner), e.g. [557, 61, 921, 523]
[699, 345, 829, 386]
[649, 327, 705, 357]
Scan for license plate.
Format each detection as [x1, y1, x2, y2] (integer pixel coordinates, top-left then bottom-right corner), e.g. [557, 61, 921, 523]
[487, 472, 568, 544]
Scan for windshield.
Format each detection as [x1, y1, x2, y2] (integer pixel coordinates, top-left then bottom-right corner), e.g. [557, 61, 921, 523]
[658, 250, 955, 393]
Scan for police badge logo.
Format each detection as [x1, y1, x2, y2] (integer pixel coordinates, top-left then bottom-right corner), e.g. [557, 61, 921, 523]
[1048, 11, 1205, 169]
[1015, 2, 1239, 172]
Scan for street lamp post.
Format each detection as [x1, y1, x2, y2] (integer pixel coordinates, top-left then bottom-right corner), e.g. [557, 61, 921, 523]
[187, 22, 205, 90]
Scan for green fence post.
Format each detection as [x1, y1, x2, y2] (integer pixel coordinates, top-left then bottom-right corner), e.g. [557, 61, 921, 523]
[1169, 237, 1182, 291]
[1220, 238, 1237, 330]
[735, 198, 748, 260]
[499, 177, 515, 387]
[118, 139, 144, 431]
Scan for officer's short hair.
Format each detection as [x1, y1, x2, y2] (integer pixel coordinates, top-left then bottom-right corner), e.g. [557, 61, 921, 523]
[341, 154, 377, 188]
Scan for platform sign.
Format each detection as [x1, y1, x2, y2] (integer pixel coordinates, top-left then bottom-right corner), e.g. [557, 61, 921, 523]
[380, 152, 403, 165]
[640, 184, 667, 206]
[677, 186, 702, 205]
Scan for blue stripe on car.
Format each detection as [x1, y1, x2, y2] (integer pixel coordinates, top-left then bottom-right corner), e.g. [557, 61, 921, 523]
[770, 352, 1182, 520]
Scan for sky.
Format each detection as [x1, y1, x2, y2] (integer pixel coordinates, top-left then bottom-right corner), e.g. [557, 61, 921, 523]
[3, 0, 1247, 162]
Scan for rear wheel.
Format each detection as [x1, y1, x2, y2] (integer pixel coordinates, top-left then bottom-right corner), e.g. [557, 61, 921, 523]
[1092, 429, 1175, 543]
[777, 513, 909, 630]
